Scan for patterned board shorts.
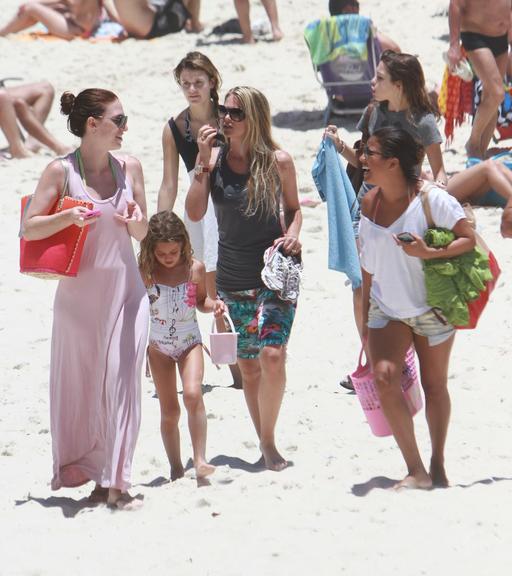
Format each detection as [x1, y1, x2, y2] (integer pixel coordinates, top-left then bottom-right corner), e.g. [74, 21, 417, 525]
[367, 298, 455, 347]
[218, 288, 297, 359]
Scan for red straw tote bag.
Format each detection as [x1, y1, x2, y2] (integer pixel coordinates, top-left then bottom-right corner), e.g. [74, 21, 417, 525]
[19, 160, 93, 279]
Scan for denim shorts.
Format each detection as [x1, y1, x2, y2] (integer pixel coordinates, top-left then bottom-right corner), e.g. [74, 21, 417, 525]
[218, 288, 296, 359]
[367, 298, 454, 346]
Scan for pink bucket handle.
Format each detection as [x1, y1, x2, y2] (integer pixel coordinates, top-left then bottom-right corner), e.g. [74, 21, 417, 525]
[211, 312, 236, 335]
[356, 346, 369, 371]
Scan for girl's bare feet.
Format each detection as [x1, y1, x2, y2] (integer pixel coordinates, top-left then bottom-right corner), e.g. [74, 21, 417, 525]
[394, 471, 433, 491]
[430, 460, 449, 488]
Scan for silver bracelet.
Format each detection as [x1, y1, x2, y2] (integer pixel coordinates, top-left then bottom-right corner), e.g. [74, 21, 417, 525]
[338, 140, 346, 154]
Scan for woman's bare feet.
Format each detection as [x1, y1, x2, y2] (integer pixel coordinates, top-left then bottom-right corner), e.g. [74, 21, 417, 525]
[24, 136, 42, 153]
[271, 27, 283, 41]
[430, 460, 449, 488]
[260, 442, 287, 471]
[88, 485, 109, 503]
[185, 19, 204, 33]
[465, 140, 482, 159]
[195, 460, 215, 479]
[107, 488, 143, 510]
[242, 33, 256, 44]
[170, 464, 185, 482]
[10, 144, 33, 159]
[394, 471, 433, 491]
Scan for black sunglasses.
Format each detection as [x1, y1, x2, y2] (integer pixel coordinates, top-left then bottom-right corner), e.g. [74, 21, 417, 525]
[218, 104, 246, 122]
[363, 145, 385, 157]
[97, 114, 128, 129]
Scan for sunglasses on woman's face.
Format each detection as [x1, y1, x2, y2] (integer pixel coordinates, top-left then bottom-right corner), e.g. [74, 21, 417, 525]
[109, 114, 128, 129]
[218, 104, 246, 122]
[97, 114, 128, 129]
[363, 145, 384, 157]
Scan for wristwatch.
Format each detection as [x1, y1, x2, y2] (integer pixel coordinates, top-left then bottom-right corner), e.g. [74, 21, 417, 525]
[194, 164, 209, 176]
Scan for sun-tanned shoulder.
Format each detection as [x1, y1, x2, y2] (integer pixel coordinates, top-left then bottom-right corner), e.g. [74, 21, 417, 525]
[275, 149, 293, 166]
[360, 186, 380, 217]
[111, 154, 142, 172]
[190, 258, 206, 283]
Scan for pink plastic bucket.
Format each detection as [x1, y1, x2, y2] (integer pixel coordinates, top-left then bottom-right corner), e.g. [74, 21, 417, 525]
[351, 347, 423, 437]
[209, 313, 238, 365]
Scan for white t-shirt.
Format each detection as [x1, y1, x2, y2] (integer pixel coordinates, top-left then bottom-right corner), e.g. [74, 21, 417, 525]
[359, 186, 466, 318]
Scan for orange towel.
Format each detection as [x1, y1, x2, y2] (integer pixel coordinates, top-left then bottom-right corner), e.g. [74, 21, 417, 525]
[438, 52, 474, 144]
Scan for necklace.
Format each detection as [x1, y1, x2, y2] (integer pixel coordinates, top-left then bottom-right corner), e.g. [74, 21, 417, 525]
[185, 104, 219, 143]
[75, 148, 116, 189]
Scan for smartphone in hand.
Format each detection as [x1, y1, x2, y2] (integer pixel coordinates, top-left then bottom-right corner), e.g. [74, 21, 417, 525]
[396, 232, 415, 243]
[84, 209, 101, 219]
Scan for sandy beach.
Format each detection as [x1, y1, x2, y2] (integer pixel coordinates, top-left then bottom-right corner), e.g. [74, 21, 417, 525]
[1, 1, 511, 574]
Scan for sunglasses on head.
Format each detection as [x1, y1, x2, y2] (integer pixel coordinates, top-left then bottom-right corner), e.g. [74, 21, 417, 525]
[218, 104, 246, 122]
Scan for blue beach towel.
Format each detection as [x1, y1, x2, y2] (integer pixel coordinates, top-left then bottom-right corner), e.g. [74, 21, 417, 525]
[312, 138, 362, 288]
[304, 14, 371, 67]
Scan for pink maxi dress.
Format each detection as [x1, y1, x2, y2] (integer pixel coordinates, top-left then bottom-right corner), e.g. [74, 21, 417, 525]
[50, 152, 149, 492]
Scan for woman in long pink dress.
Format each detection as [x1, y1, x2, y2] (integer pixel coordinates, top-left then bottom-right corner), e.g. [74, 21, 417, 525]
[23, 88, 149, 509]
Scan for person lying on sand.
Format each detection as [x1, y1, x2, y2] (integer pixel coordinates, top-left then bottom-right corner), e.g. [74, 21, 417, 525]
[0, 1, 103, 39]
[111, 0, 195, 39]
[0, 80, 69, 158]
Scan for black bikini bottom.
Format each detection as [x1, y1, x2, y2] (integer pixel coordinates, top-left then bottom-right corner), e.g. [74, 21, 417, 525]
[147, 0, 189, 38]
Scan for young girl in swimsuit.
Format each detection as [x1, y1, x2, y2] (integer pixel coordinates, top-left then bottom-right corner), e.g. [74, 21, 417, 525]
[139, 210, 225, 481]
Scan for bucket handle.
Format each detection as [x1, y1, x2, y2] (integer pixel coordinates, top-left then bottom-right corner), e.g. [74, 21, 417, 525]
[211, 311, 236, 334]
[356, 346, 370, 371]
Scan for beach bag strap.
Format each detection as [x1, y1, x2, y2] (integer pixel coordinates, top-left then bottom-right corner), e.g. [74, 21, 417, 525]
[59, 158, 70, 204]
[419, 182, 435, 228]
[19, 158, 70, 238]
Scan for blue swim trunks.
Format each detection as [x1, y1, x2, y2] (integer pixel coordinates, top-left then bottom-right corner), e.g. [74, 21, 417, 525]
[218, 288, 296, 359]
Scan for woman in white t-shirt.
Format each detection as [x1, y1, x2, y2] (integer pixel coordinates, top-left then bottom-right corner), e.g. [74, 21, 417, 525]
[359, 126, 475, 490]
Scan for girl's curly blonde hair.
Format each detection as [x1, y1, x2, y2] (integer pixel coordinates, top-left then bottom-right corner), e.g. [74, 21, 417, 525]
[138, 210, 193, 283]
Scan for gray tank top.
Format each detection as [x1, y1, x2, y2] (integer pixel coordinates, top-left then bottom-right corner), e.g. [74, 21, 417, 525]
[210, 146, 282, 291]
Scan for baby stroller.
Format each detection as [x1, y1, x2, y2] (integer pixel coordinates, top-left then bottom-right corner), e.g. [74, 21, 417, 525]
[305, 14, 381, 123]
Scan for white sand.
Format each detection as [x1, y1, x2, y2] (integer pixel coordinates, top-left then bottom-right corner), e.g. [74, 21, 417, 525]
[1, 1, 511, 574]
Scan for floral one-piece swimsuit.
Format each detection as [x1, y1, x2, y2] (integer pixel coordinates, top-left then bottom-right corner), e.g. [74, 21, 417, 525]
[147, 279, 202, 361]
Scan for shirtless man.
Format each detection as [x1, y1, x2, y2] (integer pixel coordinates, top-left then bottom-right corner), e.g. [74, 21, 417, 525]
[447, 0, 511, 158]
[0, 1, 103, 39]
